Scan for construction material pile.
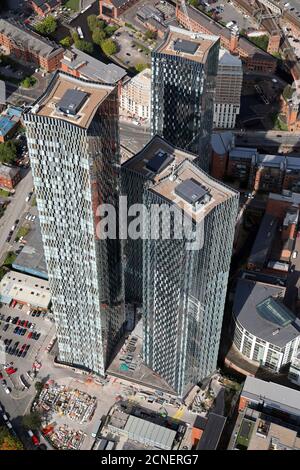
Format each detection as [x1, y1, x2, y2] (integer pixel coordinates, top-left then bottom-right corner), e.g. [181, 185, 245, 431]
[48, 424, 86, 450]
[37, 380, 97, 423]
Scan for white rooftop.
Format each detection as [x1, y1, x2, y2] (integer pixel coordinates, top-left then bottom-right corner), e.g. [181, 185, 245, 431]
[0, 271, 51, 309]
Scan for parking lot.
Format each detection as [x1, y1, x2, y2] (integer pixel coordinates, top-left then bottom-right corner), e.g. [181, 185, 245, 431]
[0, 302, 55, 395]
[113, 27, 153, 69]
[210, 0, 257, 31]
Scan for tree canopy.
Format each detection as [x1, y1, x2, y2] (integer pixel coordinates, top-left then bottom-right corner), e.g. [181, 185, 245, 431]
[0, 141, 17, 164]
[60, 36, 73, 48]
[22, 412, 42, 431]
[0, 426, 23, 450]
[87, 15, 105, 32]
[92, 28, 106, 46]
[35, 16, 57, 36]
[135, 63, 149, 73]
[101, 39, 117, 56]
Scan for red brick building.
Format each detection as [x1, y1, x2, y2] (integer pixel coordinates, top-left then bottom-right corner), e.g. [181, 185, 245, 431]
[99, 0, 139, 22]
[0, 19, 63, 73]
[0, 165, 21, 189]
[176, 4, 277, 74]
[30, 0, 61, 17]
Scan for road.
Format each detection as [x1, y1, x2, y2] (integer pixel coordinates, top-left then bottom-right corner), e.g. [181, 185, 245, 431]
[120, 120, 150, 155]
[233, 129, 300, 151]
[0, 170, 33, 263]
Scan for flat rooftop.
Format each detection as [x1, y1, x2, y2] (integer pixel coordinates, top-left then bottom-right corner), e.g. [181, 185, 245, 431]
[242, 376, 300, 415]
[0, 270, 50, 309]
[248, 213, 278, 267]
[12, 218, 47, 280]
[248, 419, 300, 450]
[123, 135, 236, 222]
[155, 25, 219, 64]
[33, 72, 115, 129]
[61, 46, 126, 84]
[233, 278, 300, 347]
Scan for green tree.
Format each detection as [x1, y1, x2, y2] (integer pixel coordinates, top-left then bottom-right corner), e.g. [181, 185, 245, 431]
[22, 412, 42, 431]
[135, 63, 148, 73]
[0, 426, 23, 450]
[87, 14, 105, 31]
[60, 36, 73, 48]
[144, 30, 157, 40]
[0, 141, 17, 164]
[105, 25, 118, 37]
[21, 76, 37, 88]
[92, 28, 106, 46]
[188, 0, 199, 6]
[74, 40, 93, 54]
[35, 382, 44, 395]
[101, 39, 117, 56]
[35, 15, 57, 36]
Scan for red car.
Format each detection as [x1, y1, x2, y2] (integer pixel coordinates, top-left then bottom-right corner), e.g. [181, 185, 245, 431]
[6, 368, 16, 375]
[32, 435, 39, 446]
[28, 332, 33, 339]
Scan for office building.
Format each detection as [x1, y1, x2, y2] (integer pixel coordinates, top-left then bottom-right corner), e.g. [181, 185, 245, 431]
[151, 26, 220, 171]
[122, 135, 239, 397]
[24, 72, 125, 375]
[213, 50, 243, 129]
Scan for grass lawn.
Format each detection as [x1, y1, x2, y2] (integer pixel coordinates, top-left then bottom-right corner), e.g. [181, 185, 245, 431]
[3, 251, 17, 266]
[31, 195, 37, 207]
[0, 188, 10, 197]
[15, 225, 30, 242]
[64, 0, 80, 11]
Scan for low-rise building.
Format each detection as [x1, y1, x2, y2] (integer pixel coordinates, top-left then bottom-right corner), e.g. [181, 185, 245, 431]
[0, 271, 51, 310]
[176, 3, 277, 74]
[60, 47, 126, 93]
[232, 277, 300, 372]
[239, 376, 300, 426]
[30, 0, 61, 17]
[211, 132, 300, 193]
[120, 68, 151, 120]
[0, 80, 6, 113]
[0, 164, 21, 189]
[12, 218, 48, 280]
[0, 105, 22, 143]
[0, 19, 63, 72]
[214, 50, 243, 129]
[107, 408, 177, 450]
[99, 0, 139, 22]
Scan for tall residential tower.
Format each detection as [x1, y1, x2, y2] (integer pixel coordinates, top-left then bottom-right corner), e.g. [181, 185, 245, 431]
[151, 26, 220, 171]
[24, 72, 125, 375]
[123, 136, 239, 396]
[213, 49, 243, 129]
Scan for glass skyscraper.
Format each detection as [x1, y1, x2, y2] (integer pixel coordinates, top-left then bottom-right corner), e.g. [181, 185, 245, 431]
[122, 135, 239, 397]
[151, 26, 220, 171]
[24, 72, 125, 375]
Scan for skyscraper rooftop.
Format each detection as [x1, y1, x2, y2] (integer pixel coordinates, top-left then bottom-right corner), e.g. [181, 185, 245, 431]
[123, 135, 236, 221]
[155, 26, 219, 64]
[33, 72, 115, 128]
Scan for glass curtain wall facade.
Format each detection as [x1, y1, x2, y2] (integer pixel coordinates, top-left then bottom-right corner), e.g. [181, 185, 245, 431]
[142, 166, 239, 397]
[24, 73, 125, 375]
[151, 27, 220, 172]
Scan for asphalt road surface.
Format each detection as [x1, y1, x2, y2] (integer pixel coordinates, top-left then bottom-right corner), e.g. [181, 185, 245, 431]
[0, 170, 33, 264]
[120, 121, 150, 154]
